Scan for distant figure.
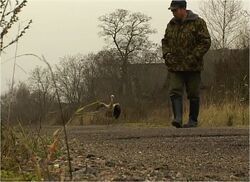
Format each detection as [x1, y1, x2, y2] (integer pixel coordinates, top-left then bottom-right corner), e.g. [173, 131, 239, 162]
[161, 0, 211, 128]
[97, 95, 121, 119]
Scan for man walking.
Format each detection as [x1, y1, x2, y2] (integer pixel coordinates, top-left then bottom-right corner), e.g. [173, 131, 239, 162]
[161, 0, 211, 128]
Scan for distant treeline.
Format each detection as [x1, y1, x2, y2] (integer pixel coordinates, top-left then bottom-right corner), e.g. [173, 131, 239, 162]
[1, 48, 249, 125]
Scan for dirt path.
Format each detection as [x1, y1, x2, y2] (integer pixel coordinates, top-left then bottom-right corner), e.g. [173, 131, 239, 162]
[42, 125, 249, 181]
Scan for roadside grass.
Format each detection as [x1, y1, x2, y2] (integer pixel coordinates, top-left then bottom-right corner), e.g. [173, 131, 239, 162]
[199, 103, 249, 127]
[122, 102, 249, 128]
[1, 123, 65, 181]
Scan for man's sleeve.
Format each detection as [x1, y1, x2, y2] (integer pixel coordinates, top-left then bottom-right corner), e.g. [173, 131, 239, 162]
[191, 18, 211, 59]
[161, 24, 171, 59]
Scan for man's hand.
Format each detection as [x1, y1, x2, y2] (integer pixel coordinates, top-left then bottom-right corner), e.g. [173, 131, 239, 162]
[163, 52, 171, 59]
[164, 53, 177, 67]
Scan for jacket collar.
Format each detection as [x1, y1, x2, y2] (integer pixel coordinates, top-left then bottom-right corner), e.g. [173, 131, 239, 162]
[170, 10, 199, 24]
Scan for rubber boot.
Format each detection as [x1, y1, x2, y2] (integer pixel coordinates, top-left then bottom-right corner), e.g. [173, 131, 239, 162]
[183, 98, 199, 128]
[170, 95, 183, 128]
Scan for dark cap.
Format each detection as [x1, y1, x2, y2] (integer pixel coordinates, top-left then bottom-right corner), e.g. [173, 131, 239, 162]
[168, 0, 187, 10]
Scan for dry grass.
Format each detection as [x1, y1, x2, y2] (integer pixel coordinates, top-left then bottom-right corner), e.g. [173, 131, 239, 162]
[58, 98, 249, 128]
[198, 103, 249, 127]
[0, 123, 65, 181]
[123, 102, 249, 128]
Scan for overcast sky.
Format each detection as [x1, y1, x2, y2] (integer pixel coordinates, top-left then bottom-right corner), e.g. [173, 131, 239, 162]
[1, 0, 250, 93]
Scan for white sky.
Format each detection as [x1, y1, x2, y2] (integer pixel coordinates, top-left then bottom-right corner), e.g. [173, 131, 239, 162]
[1, 0, 250, 93]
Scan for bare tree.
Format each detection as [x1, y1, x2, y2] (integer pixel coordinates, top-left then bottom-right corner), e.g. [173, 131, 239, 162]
[55, 55, 87, 105]
[29, 67, 54, 125]
[98, 9, 156, 96]
[0, 0, 32, 52]
[200, 0, 247, 49]
[1, 82, 36, 124]
[12, 82, 32, 123]
[85, 49, 122, 100]
[235, 11, 250, 49]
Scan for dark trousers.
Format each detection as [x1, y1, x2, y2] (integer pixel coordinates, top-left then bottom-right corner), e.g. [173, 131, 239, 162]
[168, 71, 201, 99]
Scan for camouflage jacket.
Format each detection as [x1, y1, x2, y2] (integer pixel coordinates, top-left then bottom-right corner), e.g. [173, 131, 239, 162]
[161, 10, 211, 71]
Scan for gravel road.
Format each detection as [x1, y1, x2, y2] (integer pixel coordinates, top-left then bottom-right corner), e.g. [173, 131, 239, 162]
[41, 125, 249, 181]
